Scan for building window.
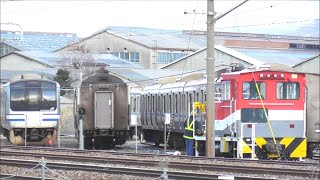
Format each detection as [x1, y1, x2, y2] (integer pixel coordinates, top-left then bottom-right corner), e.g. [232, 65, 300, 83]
[157, 52, 187, 64]
[110, 51, 140, 62]
[120, 52, 129, 60]
[130, 52, 140, 62]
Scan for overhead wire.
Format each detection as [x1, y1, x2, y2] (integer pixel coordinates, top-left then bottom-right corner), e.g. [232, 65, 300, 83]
[232, 13, 281, 158]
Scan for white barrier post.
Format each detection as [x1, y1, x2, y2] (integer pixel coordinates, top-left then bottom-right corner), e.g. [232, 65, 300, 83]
[164, 114, 170, 153]
[131, 115, 138, 153]
[25, 114, 27, 147]
[41, 157, 46, 180]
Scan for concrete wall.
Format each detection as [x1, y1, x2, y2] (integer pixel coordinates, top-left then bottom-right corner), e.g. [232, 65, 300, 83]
[293, 56, 320, 75]
[57, 32, 152, 69]
[0, 54, 49, 71]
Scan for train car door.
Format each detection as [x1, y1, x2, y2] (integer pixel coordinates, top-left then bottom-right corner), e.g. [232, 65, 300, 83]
[94, 91, 114, 129]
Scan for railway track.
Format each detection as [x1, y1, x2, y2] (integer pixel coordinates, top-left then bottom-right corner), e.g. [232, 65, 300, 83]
[1, 147, 319, 179]
[1, 145, 318, 167]
[1, 158, 274, 180]
[0, 174, 56, 180]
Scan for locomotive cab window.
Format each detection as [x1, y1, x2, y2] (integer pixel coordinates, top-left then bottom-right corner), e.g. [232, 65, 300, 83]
[242, 81, 266, 100]
[276, 82, 300, 100]
[241, 108, 267, 123]
[10, 81, 57, 111]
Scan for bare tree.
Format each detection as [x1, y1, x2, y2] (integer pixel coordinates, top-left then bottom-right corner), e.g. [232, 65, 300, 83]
[57, 45, 104, 87]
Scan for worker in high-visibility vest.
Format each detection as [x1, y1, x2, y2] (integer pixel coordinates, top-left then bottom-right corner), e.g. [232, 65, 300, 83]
[183, 111, 199, 156]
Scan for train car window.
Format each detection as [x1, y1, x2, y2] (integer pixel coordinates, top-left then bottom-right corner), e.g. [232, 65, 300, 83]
[137, 97, 140, 112]
[147, 95, 150, 112]
[242, 82, 266, 100]
[163, 96, 166, 113]
[276, 82, 300, 100]
[133, 98, 136, 112]
[221, 81, 231, 100]
[215, 83, 222, 100]
[40, 82, 56, 111]
[241, 108, 268, 123]
[181, 93, 185, 113]
[152, 95, 155, 112]
[10, 81, 57, 111]
[157, 96, 160, 113]
[169, 94, 172, 113]
[177, 93, 179, 113]
[189, 93, 193, 112]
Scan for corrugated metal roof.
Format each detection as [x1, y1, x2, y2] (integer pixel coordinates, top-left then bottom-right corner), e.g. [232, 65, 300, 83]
[231, 48, 319, 66]
[93, 26, 206, 50]
[108, 68, 188, 86]
[1, 69, 57, 82]
[1, 31, 79, 52]
[92, 54, 144, 68]
[13, 51, 61, 67]
[3, 51, 143, 69]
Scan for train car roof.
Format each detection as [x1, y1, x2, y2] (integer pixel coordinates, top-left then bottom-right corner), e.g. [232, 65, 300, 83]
[222, 63, 306, 77]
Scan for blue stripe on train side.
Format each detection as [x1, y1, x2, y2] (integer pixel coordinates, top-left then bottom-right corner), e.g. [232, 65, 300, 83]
[42, 119, 59, 121]
[6, 119, 25, 121]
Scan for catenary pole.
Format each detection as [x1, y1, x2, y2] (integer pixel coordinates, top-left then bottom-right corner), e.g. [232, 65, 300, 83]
[78, 68, 84, 150]
[206, 0, 215, 157]
[206, 0, 249, 157]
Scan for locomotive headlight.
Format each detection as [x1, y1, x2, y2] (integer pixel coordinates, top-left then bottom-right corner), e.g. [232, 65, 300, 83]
[267, 74, 271, 78]
[273, 74, 278, 78]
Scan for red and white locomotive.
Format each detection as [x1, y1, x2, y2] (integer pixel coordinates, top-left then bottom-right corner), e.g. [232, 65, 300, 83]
[137, 64, 316, 159]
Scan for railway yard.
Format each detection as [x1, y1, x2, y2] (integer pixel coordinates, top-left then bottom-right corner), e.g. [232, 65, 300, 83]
[1, 136, 319, 180]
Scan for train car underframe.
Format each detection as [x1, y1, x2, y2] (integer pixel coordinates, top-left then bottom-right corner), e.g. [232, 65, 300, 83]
[2, 128, 57, 145]
[83, 129, 128, 149]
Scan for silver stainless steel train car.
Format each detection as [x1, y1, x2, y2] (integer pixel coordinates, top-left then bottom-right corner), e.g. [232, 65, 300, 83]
[0, 77, 60, 146]
[305, 73, 320, 158]
[74, 68, 129, 149]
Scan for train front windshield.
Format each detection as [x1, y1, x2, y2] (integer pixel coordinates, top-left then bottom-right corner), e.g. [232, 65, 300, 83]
[10, 81, 57, 111]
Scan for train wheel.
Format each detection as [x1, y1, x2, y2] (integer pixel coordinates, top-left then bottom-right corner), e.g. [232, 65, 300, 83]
[9, 130, 24, 145]
[84, 137, 93, 149]
[154, 133, 160, 147]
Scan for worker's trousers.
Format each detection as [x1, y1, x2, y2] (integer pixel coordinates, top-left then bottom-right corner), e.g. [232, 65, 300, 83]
[185, 138, 195, 156]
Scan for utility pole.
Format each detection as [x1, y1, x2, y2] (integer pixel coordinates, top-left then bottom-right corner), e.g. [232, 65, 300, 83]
[206, 0, 249, 157]
[206, 0, 215, 158]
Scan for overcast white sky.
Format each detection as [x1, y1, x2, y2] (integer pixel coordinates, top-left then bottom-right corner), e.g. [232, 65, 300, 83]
[1, 0, 319, 37]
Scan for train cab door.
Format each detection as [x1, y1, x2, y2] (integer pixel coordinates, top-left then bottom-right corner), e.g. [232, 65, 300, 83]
[26, 83, 42, 127]
[94, 91, 114, 129]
